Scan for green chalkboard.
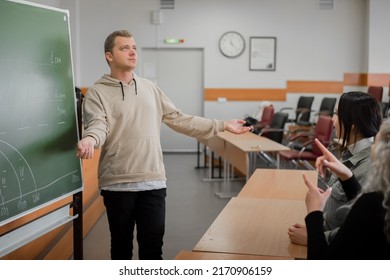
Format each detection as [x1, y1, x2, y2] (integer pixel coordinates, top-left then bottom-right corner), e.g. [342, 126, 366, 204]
[0, 0, 82, 226]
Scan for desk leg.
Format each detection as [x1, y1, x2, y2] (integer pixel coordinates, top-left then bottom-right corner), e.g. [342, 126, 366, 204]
[248, 152, 257, 181]
[195, 141, 208, 169]
[196, 141, 200, 168]
[202, 150, 224, 182]
[215, 161, 242, 198]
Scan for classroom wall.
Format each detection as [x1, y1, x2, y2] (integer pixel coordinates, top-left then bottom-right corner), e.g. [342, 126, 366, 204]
[64, 0, 369, 86]
[28, 0, 390, 122]
[368, 0, 390, 73]
[5, 0, 390, 259]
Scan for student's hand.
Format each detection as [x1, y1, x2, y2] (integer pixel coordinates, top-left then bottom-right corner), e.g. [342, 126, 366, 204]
[303, 173, 332, 213]
[288, 223, 308, 245]
[76, 136, 96, 159]
[314, 138, 353, 181]
[224, 119, 253, 134]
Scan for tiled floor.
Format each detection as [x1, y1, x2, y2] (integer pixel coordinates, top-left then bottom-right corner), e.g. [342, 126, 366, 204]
[82, 152, 245, 260]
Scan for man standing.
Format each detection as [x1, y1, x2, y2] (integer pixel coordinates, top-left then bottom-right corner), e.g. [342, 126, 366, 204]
[77, 30, 251, 260]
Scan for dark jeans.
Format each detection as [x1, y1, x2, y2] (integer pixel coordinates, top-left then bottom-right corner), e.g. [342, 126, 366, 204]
[101, 188, 166, 260]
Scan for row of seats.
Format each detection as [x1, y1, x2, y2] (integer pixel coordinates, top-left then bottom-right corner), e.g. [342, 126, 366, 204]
[250, 86, 389, 170]
[251, 102, 333, 169]
[280, 96, 336, 126]
[254, 86, 388, 133]
[251, 86, 389, 139]
[249, 96, 336, 142]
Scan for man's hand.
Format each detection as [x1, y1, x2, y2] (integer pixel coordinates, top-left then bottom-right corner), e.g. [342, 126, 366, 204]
[224, 119, 253, 134]
[76, 136, 96, 159]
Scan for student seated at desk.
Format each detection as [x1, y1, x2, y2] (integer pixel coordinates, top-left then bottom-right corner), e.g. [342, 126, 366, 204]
[302, 119, 390, 259]
[288, 92, 382, 245]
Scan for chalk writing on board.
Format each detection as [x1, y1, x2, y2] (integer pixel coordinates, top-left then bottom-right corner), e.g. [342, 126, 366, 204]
[50, 51, 62, 65]
[0, 140, 37, 218]
[0, 140, 81, 220]
[0, 0, 82, 227]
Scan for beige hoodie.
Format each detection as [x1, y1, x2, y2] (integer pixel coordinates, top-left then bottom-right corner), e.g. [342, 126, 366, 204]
[83, 74, 224, 188]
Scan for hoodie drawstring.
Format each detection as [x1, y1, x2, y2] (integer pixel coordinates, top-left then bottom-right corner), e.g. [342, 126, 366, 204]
[119, 79, 138, 100]
[119, 81, 124, 100]
[133, 78, 138, 95]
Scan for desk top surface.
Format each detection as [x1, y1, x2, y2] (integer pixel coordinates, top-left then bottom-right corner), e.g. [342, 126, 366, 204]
[193, 197, 307, 259]
[218, 131, 289, 152]
[175, 250, 293, 260]
[238, 168, 317, 200]
[218, 131, 260, 140]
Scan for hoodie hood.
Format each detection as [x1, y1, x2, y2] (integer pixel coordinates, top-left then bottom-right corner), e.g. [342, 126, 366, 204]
[95, 74, 138, 100]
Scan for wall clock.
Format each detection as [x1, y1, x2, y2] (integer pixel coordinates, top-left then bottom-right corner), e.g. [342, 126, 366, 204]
[219, 31, 245, 58]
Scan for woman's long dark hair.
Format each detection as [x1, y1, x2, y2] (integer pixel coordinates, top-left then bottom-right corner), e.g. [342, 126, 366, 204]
[337, 91, 382, 148]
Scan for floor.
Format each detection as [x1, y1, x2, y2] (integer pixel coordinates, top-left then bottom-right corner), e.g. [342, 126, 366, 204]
[81, 152, 246, 260]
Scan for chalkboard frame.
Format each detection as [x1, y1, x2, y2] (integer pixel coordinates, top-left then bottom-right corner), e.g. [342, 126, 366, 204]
[0, 0, 83, 228]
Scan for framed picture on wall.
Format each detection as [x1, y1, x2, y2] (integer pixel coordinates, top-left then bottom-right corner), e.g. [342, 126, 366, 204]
[249, 37, 276, 71]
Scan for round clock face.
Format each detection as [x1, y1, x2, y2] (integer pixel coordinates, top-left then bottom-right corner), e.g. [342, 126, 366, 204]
[219, 31, 245, 58]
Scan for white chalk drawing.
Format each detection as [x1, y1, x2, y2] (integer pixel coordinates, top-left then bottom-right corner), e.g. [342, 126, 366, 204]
[0, 140, 80, 222]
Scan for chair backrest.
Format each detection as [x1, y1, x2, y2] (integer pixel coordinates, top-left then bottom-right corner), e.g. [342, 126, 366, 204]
[381, 101, 389, 119]
[296, 96, 314, 122]
[318, 97, 337, 116]
[311, 115, 333, 156]
[258, 105, 275, 126]
[368, 86, 383, 102]
[261, 112, 288, 143]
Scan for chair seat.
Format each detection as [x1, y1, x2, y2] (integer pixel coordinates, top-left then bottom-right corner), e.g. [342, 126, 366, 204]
[279, 150, 318, 161]
[289, 142, 313, 151]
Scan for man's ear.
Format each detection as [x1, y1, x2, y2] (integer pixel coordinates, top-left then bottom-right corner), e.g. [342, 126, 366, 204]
[105, 52, 113, 63]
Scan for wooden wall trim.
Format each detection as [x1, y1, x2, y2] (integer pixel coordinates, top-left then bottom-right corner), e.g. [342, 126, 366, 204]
[205, 74, 389, 101]
[367, 74, 390, 87]
[204, 81, 342, 102]
[204, 88, 286, 101]
[344, 73, 390, 87]
[286, 81, 343, 93]
[343, 73, 368, 86]
[81, 72, 390, 102]
[80, 87, 88, 95]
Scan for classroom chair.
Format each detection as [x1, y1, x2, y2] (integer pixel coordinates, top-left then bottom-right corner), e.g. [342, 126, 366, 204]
[278, 115, 333, 169]
[252, 105, 275, 134]
[368, 86, 383, 102]
[296, 97, 337, 126]
[256, 112, 289, 167]
[259, 112, 289, 144]
[280, 96, 314, 125]
[382, 101, 389, 119]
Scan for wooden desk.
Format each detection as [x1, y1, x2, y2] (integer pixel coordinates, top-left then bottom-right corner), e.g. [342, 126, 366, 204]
[175, 250, 292, 260]
[238, 169, 317, 200]
[218, 131, 289, 179]
[200, 132, 290, 198]
[199, 136, 226, 182]
[199, 132, 261, 183]
[193, 197, 307, 259]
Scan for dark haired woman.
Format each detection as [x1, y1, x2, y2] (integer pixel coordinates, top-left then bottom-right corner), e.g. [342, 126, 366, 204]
[289, 91, 382, 245]
[304, 119, 390, 259]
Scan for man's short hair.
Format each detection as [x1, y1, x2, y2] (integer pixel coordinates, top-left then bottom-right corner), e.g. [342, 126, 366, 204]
[104, 30, 132, 54]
